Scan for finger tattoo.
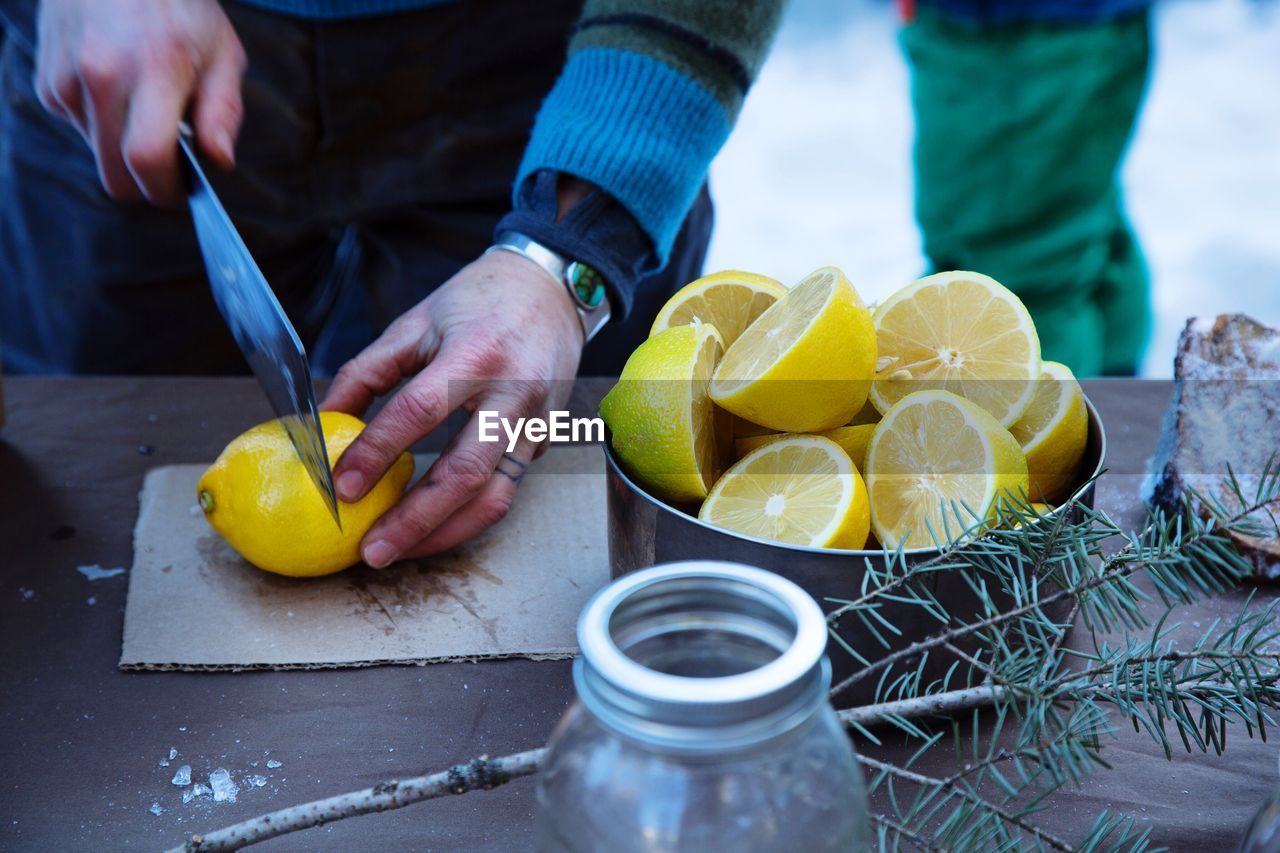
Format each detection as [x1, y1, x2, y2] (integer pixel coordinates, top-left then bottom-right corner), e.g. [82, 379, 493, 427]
[495, 453, 527, 484]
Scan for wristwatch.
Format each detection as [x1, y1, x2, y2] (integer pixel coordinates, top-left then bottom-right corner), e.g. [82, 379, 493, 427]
[487, 232, 612, 343]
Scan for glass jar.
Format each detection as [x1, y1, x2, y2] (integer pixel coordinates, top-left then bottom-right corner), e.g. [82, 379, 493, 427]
[535, 561, 869, 852]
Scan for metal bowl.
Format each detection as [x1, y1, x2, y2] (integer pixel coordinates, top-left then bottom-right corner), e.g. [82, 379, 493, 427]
[604, 396, 1107, 706]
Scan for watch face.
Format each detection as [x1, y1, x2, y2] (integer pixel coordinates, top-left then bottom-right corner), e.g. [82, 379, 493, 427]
[565, 261, 607, 309]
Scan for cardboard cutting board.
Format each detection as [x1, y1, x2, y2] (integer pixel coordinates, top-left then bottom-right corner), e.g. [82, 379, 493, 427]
[120, 445, 608, 671]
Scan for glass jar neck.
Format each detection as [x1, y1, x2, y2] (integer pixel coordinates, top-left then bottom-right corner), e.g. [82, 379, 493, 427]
[573, 562, 832, 756]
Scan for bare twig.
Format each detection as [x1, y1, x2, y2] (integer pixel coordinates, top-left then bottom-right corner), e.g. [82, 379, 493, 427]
[840, 685, 1010, 727]
[169, 748, 546, 853]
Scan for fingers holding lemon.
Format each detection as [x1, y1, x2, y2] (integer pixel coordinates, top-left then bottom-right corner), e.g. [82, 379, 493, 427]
[198, 411, 414, 577]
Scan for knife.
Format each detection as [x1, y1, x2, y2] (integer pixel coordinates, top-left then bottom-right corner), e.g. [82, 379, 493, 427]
[178, 124, 342, 530]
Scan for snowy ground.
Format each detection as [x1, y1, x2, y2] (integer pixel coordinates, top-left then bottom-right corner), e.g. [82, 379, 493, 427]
[705, 0, 1280, 377]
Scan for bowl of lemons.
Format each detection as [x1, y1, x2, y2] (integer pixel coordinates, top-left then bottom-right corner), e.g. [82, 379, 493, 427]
[600, 267, 1104, 692]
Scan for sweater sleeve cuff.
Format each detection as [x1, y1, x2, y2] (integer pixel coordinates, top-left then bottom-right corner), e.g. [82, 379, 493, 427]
[494, 169, 655, 322]
[515, 47, 731, 264]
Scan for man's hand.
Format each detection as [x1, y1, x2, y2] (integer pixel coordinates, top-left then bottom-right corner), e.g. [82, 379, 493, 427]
[35, 0, 247, 204]
[322, 249, 585, 566]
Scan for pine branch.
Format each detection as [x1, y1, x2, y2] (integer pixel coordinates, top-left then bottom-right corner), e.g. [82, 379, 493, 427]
[871, 812, 945, 852]
[830, 493, 1271, 700]
[857, 754, 1074, 851]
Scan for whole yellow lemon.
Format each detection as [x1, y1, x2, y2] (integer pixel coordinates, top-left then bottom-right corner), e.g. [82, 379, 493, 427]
[197, 411, 414, 577]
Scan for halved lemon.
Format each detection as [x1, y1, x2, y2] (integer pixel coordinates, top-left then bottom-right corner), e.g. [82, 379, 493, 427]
[700, 435, 870, 549]
[870, 271, 1041, 426]
[822, 424, 876, 472]
[711, 267, 877, 433]
[731, 424, 873, 471]
[866, 390, 1029, 549]
[600, 324, 727, 504]
[1008, 361, 1088, 503]
[650, 270, 788, 346]
[733, 432, 785, 459]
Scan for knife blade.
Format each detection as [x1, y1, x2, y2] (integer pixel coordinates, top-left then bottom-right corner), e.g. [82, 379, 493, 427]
[178, 124, 342, 530]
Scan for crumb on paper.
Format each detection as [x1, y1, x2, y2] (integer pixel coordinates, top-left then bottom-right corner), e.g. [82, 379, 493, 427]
[265, 759, 282, 769]
[149, 802, 164, 816]
[245, 774, 268, 788]
[77, 565, 125, 581]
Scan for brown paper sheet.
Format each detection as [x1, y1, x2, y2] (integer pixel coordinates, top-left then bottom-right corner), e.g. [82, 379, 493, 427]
[119, 445, 608, 671]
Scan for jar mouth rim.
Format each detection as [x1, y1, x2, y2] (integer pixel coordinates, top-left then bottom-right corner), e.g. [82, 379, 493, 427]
[576, 562, 828, 707]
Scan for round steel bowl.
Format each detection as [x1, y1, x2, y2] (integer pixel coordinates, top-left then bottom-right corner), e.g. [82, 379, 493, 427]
[604, 396, 1107, 706]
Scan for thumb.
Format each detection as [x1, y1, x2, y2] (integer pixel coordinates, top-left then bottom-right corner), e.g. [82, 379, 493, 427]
[193, 41, 247, 170]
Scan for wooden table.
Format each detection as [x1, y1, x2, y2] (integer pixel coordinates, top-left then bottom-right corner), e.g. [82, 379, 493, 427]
[0, 377, 1273, 850]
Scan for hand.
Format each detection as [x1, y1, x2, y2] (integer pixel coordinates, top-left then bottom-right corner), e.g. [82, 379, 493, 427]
[34, 0, 247, 204]
[322, 249, 585, 565]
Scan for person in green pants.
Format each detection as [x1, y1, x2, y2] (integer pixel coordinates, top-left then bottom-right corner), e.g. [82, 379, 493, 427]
[902, 0, 1153, 376]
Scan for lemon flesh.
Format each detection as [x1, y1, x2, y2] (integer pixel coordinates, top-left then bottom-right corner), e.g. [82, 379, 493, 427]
[601, 324, 727, 504]
[700, 435, 870, 549]
[866, 390, 1028, 550]
[198, 411, 414, 577]
[711, 267, 877, 433]
[1008, 361, 1088, 503]
[650, 270, 788, 346]
[870, 271, 1041, 427]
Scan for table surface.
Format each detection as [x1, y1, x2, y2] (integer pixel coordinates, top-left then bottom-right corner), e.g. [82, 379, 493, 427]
[0, 377, 1274, 851]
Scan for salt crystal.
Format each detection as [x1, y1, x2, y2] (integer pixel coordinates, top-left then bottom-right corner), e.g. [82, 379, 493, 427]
[87, 597, 96, 606]
[171, 765, 191, 786]
[245, 774, 268, 788]
[76, 564, 125, 581]
[265, 759, 282, 769]
[209, 768, 239, 803]
[149, 802, 163, 816]
[169, 748, 177, 760]
[159, 758, 169, 768]
[19, 588, 35, 601]
[178, 726, 187, 732]
[183, 783, 212, 804]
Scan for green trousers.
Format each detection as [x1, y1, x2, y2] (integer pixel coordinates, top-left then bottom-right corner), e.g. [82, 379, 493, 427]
[903, 8, 1153, 376]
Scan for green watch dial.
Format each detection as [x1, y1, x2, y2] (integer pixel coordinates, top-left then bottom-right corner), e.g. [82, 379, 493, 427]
[566, 261, 607, 309]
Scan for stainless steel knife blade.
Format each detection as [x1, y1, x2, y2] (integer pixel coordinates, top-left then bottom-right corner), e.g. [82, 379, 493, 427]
[178, 125, 342, 530]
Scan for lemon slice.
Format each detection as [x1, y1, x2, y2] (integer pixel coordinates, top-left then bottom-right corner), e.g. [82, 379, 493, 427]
[711, 267, 877, 433]
[650, 270, 788, 346]
[866, 390, 1028, 550]
[870, 271, 1040, 426]
[700, 435, 870, 549]
[1008, 361, 1088, 503]
[600, 324, 726, 504]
